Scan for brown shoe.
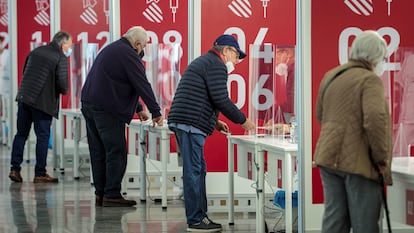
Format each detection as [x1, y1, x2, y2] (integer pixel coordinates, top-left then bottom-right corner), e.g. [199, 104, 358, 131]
[9, 171, 23, 183]
[102, 197, 137, 207]
[33, 174, 59, 183]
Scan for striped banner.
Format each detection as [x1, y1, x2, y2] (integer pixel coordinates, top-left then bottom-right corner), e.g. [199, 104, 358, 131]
[80, 6, 98, 25]
[228, 0, 252, 18]
[0, 13, 7, 26]
[143, 1, 163, 23]
[34, 10, 49, 26]
[344, 0, 373, 16]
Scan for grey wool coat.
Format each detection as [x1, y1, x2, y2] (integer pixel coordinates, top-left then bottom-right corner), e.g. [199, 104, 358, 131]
[313, 60, 393, 185]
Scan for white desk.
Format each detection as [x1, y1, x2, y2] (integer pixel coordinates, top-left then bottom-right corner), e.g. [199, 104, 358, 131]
[127, 120, 173, 209]
[60, 109, 84, 179]
[388, 157, 414, 226]
[227, 135, 297, 233]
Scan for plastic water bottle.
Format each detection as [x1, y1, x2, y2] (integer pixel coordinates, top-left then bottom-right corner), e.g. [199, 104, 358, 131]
[289, 115, 297, 143]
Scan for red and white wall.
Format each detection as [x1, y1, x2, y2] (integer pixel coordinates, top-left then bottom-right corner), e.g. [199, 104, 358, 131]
[6, 0, 414, 231]
[306, 0, 414, 230]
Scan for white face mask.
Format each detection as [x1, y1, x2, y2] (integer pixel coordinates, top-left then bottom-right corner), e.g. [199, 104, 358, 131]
[374, 61, 385, 77]
[64, 47, 72, 57]
[226, 61, 235, 74]
[275, 63, 288, 76]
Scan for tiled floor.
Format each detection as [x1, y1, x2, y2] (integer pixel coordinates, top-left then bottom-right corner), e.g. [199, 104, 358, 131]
[0, 144, 259, 233]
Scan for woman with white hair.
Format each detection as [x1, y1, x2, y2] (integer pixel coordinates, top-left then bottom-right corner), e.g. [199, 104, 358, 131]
[313, 30, 392, 233]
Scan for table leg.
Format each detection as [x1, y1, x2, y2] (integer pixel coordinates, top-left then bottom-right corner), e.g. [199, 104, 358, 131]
[139, 125, 146, 202]
[257, 149, 265, 233]
[73, 117, 80, 179]
[228, 138, 234, 225]
[285, 152, 293, 233]
[161, 128, 168, 209]
[59, 113, 65, 174]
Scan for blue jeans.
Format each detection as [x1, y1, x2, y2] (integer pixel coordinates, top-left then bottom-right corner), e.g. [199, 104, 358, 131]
[172, 127, 207, 224]
[81, 102, 127, 199]
[10, 102, 52, 176]
[320, 167, 382, 233]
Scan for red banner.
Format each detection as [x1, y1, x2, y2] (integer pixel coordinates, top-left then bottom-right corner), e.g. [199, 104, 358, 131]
[61, 0, 109, 49]
[201, 0, 296, 171]
[60, 0, 110, 109]
[120, 0, 188, 154]
[0, 0, 8, 98]
[311, 0, 414, 203]
[120, 0, 188, 78]
[0, 0, 8, 45]
[17, 0, 51, 85]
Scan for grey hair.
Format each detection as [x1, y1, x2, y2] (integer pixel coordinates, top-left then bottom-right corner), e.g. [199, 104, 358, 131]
[123, 26, 148, 44]
[213, 45, 229, 53]
[350, 30, 387, 66]
[52, 31, 71, 46]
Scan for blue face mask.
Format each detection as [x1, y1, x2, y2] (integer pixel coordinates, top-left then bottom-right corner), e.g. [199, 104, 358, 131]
[64, 48, 72, 57]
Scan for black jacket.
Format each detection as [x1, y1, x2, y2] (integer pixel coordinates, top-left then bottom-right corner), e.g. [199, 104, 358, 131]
[16, 41, 69, 118]
[168, 50, 246, 135]
[81, 37, 161, 124]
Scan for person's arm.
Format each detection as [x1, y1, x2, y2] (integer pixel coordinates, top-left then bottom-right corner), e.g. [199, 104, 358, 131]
[55, 54, 69, 95]
[126, 52, 162, 119]
[136, 102, 149, 121]
[215, 120, 229, 132]
[362, 75, 392, 167]
[136, 101, 143, 113]
[204, 64, 246, 124]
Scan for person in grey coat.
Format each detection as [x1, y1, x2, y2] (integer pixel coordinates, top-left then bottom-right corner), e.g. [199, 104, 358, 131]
[9, 31, 72, 183]
[314, 30, 393, 233]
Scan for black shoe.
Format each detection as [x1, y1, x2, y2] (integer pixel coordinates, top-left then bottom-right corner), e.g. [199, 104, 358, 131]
[102, 197, 137, 207]
[206, 216, 220, 225]
[187, 217, 222, 232]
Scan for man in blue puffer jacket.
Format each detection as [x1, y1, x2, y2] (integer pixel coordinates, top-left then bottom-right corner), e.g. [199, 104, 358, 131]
[9, 31, 72, 183]
[168, 34, 255, 232]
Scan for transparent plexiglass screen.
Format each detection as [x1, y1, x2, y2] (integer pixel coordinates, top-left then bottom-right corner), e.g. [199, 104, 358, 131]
[248, 44, 295, 138]
[68, 43, 99, 110]
[392, 47, 414, 157]
[143, 43, 180, 119]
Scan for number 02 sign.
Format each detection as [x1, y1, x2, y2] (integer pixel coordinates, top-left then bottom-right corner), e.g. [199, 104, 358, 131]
[311, 0, 414, 204]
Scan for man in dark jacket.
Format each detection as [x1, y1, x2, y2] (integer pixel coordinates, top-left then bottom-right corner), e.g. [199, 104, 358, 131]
[9, 31, 72, 183]
[81, 26, 163, 207]
[168, 34, 255, 232]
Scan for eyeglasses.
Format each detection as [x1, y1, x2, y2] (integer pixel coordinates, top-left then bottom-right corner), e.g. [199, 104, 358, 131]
[228, 47, 239, 58]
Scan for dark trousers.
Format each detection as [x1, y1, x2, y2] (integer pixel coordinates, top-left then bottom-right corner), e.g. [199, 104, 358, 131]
[81, 102, 127, 199]
[10, 102, 52, 176]
[171, 127, 207, 224]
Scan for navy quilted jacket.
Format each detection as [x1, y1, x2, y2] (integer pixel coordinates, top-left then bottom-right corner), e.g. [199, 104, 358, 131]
[168, 50, 246, 135]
